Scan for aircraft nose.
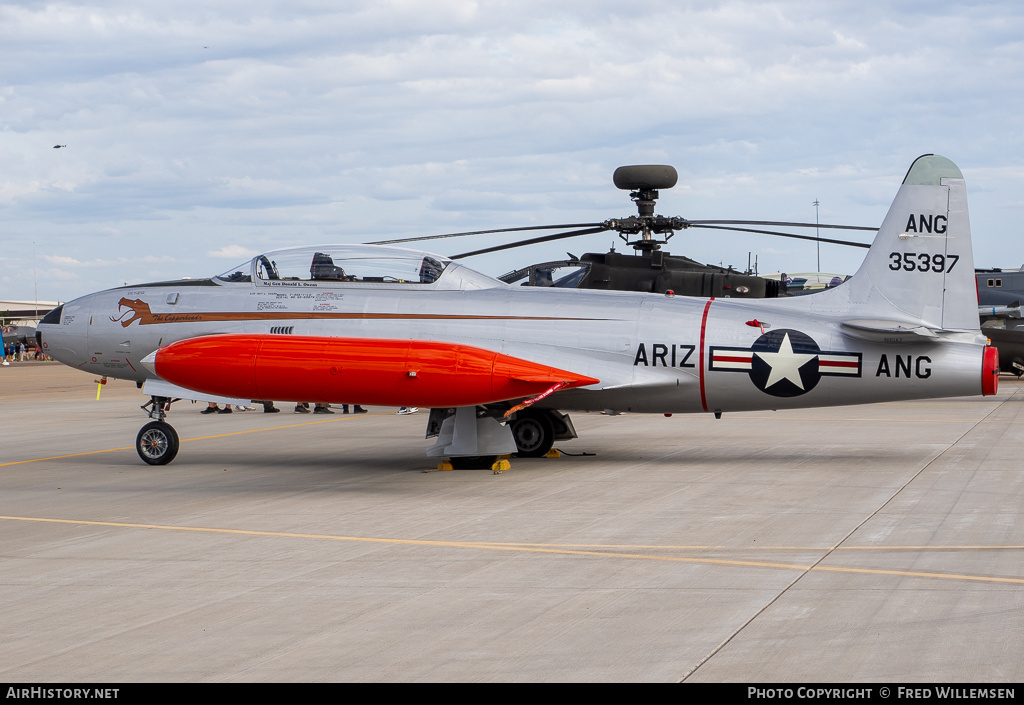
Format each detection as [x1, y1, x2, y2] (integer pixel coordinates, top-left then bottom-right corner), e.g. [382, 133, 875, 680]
[36, 301, 89, 367]
[39, 304, 63, 326]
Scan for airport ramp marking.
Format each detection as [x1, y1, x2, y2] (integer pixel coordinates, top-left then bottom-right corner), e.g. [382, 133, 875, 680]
[2, 515, 1022, 586]
[682, 390, 1020, 682]
[0, 411, 1010, 468]
[0, 414, 382, 467]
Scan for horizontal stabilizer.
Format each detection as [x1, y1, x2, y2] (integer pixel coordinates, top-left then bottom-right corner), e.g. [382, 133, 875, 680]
[840, 319, 940, 342]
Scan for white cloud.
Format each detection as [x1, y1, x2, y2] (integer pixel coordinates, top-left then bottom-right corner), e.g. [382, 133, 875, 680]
[207, 244, 259, 259]
[43, 255, 85, 267]
[2, 1, 1024, 298]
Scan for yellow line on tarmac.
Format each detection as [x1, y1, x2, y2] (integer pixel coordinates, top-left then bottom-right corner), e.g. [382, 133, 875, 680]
[464, 541, 1024, 552]
[810, 565, 1024, 584]
[830, 544, 1024, 551]
[0, 447, 136, 466]
[0, 515, 823, 572]
[177, 414, 360, 442]
[0, 415, 381, 467]
[741, 416, 990, 424]
[2, 515, 1022, 586]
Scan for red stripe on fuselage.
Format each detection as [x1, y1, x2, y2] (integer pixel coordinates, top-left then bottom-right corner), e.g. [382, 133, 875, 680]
[699, 298, 715, 413]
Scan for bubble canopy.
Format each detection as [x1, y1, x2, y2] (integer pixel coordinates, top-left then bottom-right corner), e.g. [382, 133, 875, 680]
[214, 244, 492, 289]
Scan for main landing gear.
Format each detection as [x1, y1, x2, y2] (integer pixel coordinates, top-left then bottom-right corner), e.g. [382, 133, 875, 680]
[426, 407, 578, 468]
[509, 409, 556, 458]
[136, 396, 179, 465]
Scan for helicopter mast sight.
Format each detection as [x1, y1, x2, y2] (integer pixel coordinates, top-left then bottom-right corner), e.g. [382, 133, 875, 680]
[606, 165, 686, 253]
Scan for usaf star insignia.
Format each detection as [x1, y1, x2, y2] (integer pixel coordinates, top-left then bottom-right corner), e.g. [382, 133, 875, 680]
[709, 329, 861, 397]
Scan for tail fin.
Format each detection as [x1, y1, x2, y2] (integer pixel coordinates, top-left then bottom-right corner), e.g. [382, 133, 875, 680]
[839, 154, 978, 333]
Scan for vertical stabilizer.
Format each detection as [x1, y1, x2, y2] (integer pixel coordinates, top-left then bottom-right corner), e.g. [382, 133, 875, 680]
[841, 155, 978, 332]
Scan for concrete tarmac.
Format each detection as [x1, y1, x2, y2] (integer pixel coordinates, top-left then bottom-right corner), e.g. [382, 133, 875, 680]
[2, 362, 1022, 682]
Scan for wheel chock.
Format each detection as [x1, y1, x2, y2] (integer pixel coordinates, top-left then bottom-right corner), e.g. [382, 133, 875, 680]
[436, 461, 454, 471]
[545, 448, 561, 458]
[491, 459, 511, 474]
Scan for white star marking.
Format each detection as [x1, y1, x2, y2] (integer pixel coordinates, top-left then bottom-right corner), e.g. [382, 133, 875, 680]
[754, 332, 817, 390]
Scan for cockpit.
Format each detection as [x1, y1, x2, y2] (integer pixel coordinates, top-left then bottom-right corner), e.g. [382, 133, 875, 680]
[499, 261, 592, 288]
[215, 244, 501, 291]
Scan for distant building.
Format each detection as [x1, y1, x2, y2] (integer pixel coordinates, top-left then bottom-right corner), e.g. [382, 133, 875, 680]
[0, 299, 61, 326]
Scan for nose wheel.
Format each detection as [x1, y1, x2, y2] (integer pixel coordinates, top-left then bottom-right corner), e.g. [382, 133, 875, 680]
[136, 421, 180, 465]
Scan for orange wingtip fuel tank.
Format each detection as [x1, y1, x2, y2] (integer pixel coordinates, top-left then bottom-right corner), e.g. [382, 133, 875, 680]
[149, 334, 600, 407]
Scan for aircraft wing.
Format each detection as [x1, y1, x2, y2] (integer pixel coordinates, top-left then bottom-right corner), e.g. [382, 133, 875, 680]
[142, 378, 251, 407]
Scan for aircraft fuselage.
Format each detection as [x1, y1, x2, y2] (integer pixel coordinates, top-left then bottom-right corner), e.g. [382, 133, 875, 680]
[39, 270, 990, 415]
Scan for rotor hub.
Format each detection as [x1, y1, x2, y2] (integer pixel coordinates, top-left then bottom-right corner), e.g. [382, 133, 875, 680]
[609, 165, 686, 252]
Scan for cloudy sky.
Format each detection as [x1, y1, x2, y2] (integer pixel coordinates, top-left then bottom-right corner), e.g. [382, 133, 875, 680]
[3, 1, 1024, 302]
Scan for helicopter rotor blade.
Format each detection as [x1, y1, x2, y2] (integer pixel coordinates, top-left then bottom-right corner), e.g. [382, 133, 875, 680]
[685, 219, 877, 232]
[452, 226, 610, 259]
[367, 223, 606, 246]
[368, 213, 873, 256]
[692, 224, 870, 248]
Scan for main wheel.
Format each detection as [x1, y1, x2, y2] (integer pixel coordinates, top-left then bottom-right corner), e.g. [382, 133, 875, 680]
[511, 410, 555, 457]
[136, 421, 180, 465]
[449, 455, 499, 470]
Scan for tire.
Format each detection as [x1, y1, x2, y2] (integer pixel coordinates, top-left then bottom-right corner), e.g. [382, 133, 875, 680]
[136, 421, 180, 466]
[510, 410, 555, 458]
[1011, 358, 1024, 377]
[449, 455, 499, 470]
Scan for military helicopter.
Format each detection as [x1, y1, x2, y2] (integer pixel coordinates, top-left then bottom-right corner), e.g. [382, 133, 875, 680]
[380, 165, 1024, 381]
[373, 165, 875, 298]
[977, 267, 1024, 376]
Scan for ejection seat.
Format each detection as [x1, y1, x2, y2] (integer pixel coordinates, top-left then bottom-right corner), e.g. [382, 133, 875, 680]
[310, 252, 347, 280]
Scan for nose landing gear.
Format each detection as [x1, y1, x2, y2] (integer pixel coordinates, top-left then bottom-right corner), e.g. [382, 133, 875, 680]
[136, 421, 179, 465]
[136, 395, 179, 465]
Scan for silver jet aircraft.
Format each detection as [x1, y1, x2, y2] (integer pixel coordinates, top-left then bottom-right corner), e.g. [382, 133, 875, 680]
[37, 155, 999, 469]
